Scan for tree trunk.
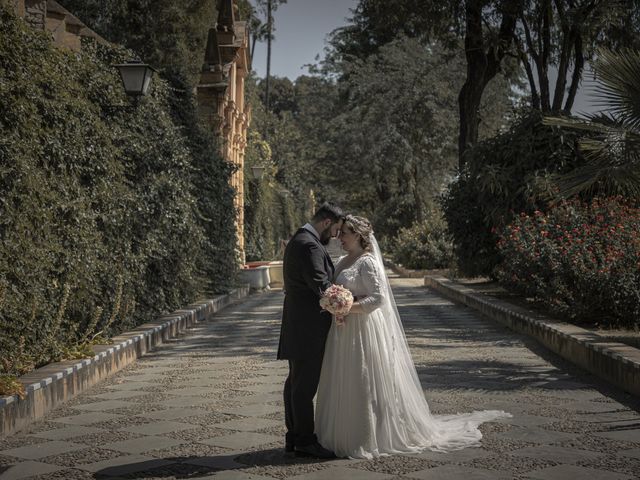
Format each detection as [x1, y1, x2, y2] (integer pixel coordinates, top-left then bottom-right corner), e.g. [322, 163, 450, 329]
[520, 15, 542, 110]
[251, 33, 258, 61]
[563, 33, 584, 113]
[412, 153, 424, 223]
[539, 0, 552, 111]
[551, 1, 573, 112]
[265, 0, 272, 111]
[518, 45, 540, 109]
[458, 0, 520, 169]
[458, 0, 486, 169]
[458, 83, 485, 169]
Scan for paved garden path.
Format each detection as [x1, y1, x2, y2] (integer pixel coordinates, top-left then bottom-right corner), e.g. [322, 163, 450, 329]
[1, 274, 640, 479]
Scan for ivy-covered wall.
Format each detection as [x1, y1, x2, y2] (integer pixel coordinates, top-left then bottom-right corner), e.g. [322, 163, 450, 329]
[242, 131, 307, 263]
[0, 3, 238, 376]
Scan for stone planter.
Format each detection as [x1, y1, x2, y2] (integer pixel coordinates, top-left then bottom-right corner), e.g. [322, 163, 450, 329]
[246, 261, 270, 268]
[239, 265, 271, 290]
[268, 261, 283, 287]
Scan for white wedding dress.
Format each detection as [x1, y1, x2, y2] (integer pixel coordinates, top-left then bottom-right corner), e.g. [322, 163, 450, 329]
[315, 237, 511, 459]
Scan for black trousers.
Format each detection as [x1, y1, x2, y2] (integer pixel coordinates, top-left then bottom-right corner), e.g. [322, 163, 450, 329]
[283, 357, 324, 447]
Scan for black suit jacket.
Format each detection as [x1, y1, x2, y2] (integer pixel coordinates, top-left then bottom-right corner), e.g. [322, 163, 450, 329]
[277, 227, 334, 360]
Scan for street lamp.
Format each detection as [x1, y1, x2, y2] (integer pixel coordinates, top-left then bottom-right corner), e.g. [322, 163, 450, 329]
[113, 60, 157, 99]
[251, 165, 266, 180]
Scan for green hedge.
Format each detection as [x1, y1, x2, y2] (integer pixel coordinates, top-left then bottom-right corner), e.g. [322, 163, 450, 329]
[242, 129, 306, 262]
[244, 179, 302, 262]
[0, 5, 237, 375]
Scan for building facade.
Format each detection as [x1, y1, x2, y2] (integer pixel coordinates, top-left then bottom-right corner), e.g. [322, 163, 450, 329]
[12, 0, 108, 50]
[197, 0, 251, 264]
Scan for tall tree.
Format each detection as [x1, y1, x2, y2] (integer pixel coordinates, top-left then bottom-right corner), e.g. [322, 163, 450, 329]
[320, 37, 515, 237]
[245, 0, 287, 111]
[458, 0, 521, 168]
[266, 0, 272, 110]
[328, 0, 640, 168]
[252, 76, 316, 200]
[329, 0, 521, 169]
[513, 0, 624, 114]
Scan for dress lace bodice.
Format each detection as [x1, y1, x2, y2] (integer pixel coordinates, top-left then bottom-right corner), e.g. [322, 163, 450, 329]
[334, 253, 384, 314]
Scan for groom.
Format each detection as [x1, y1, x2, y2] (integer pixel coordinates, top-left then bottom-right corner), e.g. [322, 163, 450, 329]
[277, 202, 344, 458]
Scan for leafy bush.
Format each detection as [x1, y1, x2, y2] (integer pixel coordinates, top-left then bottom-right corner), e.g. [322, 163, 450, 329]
[390, 210, 454, 269]
[243, 86, 308, 262]
[442, 109, 590, 277]
[167, 85, 239, 293]
[244, 182, 303, 262]
[0, 5, 237, 376]
[495, 197, 640, 328]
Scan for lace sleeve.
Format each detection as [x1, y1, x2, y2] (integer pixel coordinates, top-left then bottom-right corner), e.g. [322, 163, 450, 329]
[358, 255, 385, 313]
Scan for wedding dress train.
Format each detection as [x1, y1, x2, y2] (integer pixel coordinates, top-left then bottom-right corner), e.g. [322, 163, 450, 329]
[315, 239, 511, 459]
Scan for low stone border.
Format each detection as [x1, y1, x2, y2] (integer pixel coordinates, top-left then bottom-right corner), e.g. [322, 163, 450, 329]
[425, 275, 640, 397]
[0, 286, 250, 437]
[383, 259, 449, 279]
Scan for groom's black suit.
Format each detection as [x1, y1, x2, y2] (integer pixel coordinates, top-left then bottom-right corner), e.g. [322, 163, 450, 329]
[278, 226, 334, 448]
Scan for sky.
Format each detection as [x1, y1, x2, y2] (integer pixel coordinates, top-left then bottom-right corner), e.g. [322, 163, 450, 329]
[250, 0, 600, 115]
[250, 0, 358, 80]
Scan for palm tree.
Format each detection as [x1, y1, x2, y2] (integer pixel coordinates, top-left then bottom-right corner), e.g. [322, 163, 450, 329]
[544, 48, 640, 198]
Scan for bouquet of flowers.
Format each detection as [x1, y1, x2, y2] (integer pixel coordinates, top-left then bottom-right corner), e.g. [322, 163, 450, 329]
[320, 284, 353, 325]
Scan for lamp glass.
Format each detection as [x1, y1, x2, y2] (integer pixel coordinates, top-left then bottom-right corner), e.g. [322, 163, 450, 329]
[115, 62, 156, 96]
[119, 65, 147, 95]
[251, 165, 266, 180]
[141, 69, 154, 95]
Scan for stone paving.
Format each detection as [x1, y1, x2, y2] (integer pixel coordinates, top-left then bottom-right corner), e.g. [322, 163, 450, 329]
[1, 275, 640, 479]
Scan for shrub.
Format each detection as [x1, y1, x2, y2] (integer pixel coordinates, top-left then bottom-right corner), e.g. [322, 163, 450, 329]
[0, 4, 237, 376]
[243, 123, 307, 262]
[442, 109, 590, 277]
[244, 180, 305, 262]
[495, 197, 640, 328]
[390, 210, 454, 270]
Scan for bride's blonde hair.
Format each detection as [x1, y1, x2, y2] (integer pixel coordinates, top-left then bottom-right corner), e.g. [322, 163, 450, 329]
[344, 215, 374, 252]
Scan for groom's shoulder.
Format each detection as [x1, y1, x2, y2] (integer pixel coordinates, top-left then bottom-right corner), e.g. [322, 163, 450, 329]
[291, 228, 313, 243]
[288, 229, 320, 251]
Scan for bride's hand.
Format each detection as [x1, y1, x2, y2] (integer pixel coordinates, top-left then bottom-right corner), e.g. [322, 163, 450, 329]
[347, 302, 365, 314]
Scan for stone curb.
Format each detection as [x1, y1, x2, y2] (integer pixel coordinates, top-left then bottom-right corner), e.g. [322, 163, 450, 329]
[424, 275, 640, 397]
[0, 285, 250, 437]
[383, 259, 448, 279]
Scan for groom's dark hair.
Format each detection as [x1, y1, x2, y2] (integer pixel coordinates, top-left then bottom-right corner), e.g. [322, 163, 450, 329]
[311, 202, 344, 224]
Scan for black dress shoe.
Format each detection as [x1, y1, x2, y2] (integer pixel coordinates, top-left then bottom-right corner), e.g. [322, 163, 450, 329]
[284, 444, 295, 457]
[294, 442, 336, 459]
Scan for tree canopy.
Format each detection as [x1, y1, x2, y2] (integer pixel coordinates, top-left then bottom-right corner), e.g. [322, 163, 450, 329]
[327, 0, 640, 165]
[247, 35, 516, 241]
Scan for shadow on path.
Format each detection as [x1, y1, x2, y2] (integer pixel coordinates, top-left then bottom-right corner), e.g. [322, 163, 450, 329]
[92, 449, 336, 479]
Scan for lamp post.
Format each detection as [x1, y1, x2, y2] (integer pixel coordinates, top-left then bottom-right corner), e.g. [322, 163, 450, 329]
[113, 60, 157, 104]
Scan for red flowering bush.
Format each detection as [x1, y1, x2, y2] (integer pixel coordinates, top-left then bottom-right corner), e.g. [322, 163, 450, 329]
[495, 197, 640, 328]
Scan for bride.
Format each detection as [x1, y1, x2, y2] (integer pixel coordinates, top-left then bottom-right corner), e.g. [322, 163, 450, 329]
[315, 215, 511, 459]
